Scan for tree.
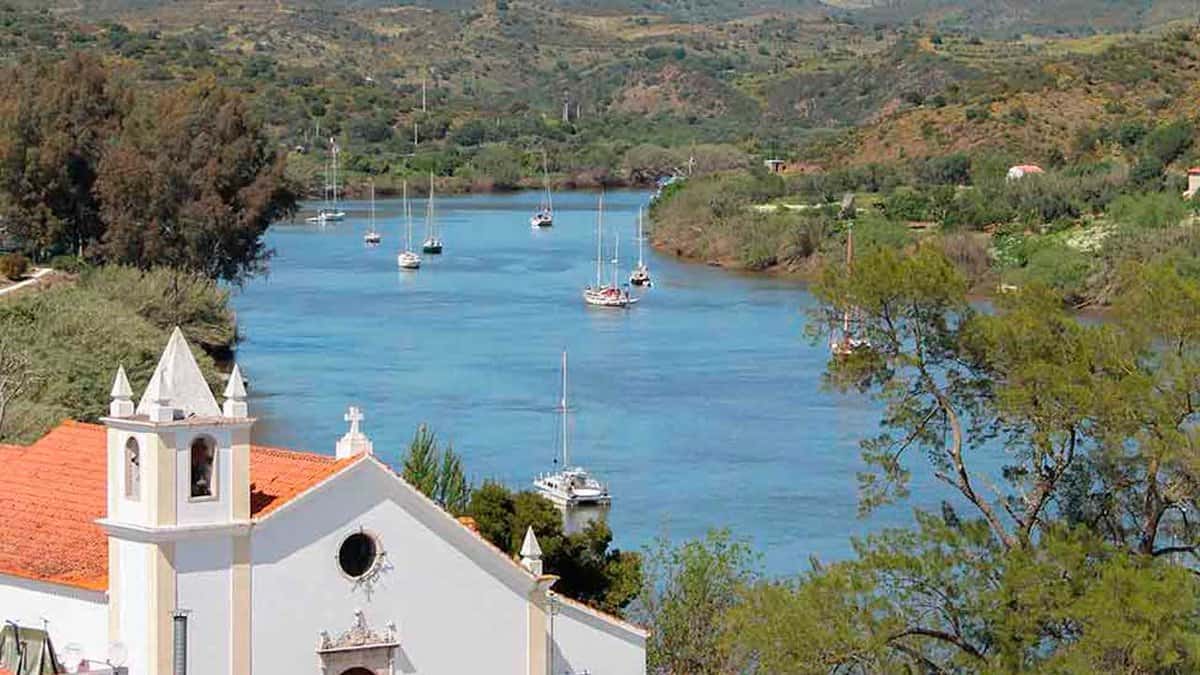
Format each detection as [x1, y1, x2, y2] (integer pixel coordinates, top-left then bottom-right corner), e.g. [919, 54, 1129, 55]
[95, 76, 297, 283]
[0, 330, 34, 439]
[0, 53, 126, 259]
[632, 530, 758, 674]
[466, 482, 642, 615]
[400, 424, 470, 515]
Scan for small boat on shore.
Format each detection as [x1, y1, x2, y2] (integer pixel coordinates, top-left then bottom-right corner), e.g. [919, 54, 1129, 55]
[422, 172, 443, 254]
[629, 207, 651, 287]
[363, 181, 382, 245]
[533, 350, 611, 507]
[583, 192, 637, 308]
[397, 181, 421, 270]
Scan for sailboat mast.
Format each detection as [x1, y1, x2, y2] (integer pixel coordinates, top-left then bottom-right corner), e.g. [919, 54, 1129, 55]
[543, 152, 553, 212]
[843, 222, 854, 335]
[612, 235, 619, 287]
[560, 350, 569, 467]
[595, 192, 604, 286]
[403, 181, 412, 250]
[637, 208, 645, 267]
[426, 173, 434, 240]
[369, 181, 375, 232]
[330, 139, 339, 210]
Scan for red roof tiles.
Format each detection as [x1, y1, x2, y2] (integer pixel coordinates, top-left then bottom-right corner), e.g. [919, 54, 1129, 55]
[0, 421, 356, 592]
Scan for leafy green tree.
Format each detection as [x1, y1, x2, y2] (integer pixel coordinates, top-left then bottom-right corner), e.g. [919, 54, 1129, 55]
[632, 529, 758, 674]
[400, 424, 470, 515]
[96, 76, 297, 283]
[466, 482, 642, 615]
[0, 53, 126, 259]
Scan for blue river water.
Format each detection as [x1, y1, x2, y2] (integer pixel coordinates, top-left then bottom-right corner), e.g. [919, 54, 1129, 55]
[232, 189, 974, 573]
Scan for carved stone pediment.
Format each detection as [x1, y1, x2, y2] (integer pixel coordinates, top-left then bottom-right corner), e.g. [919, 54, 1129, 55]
[318, 610, 398, 654]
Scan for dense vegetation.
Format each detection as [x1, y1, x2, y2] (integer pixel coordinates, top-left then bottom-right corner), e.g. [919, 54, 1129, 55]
[0, 52, 296, 281]
[0, 266, 233, 443]
[631, 253, 1200, 672]
[651, 140, 1200, 309]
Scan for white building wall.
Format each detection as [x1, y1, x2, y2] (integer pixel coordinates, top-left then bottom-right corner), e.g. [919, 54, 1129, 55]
[116, 539, 150, 675]
[250, 462, 530, 674]
[0, 574, 108, 667]
[176, 538, 234, 675]
[551, 600, 646, 675]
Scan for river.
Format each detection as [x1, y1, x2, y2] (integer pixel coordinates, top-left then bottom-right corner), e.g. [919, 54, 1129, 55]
[233, 189, 979, 574]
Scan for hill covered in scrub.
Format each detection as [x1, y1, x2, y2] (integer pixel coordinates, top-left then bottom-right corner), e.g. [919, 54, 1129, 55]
[5, 0, 1200, 197]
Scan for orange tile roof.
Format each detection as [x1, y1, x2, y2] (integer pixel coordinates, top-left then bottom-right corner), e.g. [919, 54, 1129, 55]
[0, 421, 356, 592]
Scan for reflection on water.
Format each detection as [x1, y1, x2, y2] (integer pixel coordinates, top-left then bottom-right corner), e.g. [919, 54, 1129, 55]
[234, 190, 1000, 574]
[562, 503, 609, 536]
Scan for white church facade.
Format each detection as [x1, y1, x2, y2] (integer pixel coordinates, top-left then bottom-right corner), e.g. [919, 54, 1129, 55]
[0, 328, 646, 674]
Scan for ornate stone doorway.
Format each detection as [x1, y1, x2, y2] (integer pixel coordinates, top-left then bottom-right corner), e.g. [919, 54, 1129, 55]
[317, 611, 401, 675]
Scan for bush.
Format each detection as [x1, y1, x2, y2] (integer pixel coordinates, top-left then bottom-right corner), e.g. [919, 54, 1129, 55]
[1107, 192, 1187, 230]
[0, 254, 30, 281]
[48, 255, 87, 274]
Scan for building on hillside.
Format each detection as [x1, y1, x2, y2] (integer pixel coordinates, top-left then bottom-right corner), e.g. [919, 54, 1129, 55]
[0, 328, 646, 675]
[1184, 168, 1200, 198]
[763, 159, 823, 175]
[1005, 164, 1045, 181]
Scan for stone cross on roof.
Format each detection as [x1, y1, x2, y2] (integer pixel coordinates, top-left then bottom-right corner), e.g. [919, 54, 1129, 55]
[335, 405, 373, 459]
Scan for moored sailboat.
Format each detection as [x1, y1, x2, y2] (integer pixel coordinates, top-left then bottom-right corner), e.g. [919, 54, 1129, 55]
[306, 138, 346, 224]
[533, 351, 611, 507]
[629, 207, 652, 287]
[397, 181, 422, 269]
[530, 152, 554, 228]
[583, 192, 637, 308]
[831, 221, 869, 357]
[363, 181, 381, 245]
[422, 173, 444, 254]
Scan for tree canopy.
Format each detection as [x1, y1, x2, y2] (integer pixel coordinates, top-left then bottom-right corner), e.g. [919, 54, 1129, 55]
[0, 53, 296, 283]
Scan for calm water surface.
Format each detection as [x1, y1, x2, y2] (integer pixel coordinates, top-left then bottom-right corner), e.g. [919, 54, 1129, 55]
[233, 190, 979, 573]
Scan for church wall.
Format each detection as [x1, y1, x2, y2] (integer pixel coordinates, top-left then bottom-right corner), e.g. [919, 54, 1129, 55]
[0, 574, 108, 666]
[249, 462, 529, 674]
[551, 599, 646, 675]
[116, 539, 150, 675]
[176, 537, 234, 675]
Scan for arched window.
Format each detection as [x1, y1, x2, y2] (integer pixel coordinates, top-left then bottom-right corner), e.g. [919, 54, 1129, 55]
[124, 437, 141, 501]
[190, 436, 216, 499]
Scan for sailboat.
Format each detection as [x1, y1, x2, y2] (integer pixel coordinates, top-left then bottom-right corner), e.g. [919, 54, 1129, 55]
[306, 138, 346, 224]
[397, 181, 421, 269]
[363, 181, 381, 245]
[831, 221, 869, 357]
[583, 192, 637, 308]
[422, 173, 443, 254]
[533, 351, 611, 507]
[530, 152, 554, 228]
[629, 207, 652, 287]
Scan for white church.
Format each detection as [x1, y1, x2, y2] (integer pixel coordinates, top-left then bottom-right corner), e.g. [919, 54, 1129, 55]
[0, 328, 646, 674]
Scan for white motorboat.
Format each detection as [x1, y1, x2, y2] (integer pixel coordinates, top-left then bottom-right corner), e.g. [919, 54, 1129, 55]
[532, 351, 611, 507]
[397, 181, 422, 270]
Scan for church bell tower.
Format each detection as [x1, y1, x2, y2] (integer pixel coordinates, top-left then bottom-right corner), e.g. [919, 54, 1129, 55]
[99, 327, 254, 675]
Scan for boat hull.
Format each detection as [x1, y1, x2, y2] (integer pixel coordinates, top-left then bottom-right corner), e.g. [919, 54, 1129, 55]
[583, 287, 637, 308]
[397, 252, 422, 269]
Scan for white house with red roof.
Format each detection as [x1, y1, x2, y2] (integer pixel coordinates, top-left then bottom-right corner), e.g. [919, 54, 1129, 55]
[0, 329, 645, 674]
[1006, 164, 1045, 181]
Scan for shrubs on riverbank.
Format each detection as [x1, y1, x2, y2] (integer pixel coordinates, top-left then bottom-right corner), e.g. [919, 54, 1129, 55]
[0, 267, 234, 443]
[652, 156, 1200, 306]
